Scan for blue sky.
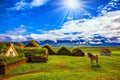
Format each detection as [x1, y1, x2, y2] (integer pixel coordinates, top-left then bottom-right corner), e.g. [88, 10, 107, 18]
[0, 0, 120, 44]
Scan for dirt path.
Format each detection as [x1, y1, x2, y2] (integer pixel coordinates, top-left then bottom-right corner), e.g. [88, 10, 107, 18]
[0, 71, 46, 80]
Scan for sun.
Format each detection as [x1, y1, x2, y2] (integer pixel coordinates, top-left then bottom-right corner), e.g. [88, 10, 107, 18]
[49, 0, 90, 26]
[63, 0, 80, 10]
[58, 0, 86, 20]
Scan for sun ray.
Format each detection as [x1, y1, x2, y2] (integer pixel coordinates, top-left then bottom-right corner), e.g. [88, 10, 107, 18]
[48, 0, 92, 27]
[62, 0, 80, 10]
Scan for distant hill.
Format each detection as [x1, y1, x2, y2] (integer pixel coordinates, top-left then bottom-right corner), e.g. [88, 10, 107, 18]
[24, 40, 120, 47]
[13, 39, 120, 47]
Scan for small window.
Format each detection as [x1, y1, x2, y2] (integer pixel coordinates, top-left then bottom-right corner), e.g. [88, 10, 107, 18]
[10, 51, 13, 56]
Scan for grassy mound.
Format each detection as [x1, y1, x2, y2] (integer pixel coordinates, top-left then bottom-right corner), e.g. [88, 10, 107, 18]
[57, 46, 70, 55]
[25, 40, 40, 47]
[71, 47, 85, 56]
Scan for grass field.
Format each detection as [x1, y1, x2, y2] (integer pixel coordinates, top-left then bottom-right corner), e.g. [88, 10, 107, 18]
[0, 47, 120, 80]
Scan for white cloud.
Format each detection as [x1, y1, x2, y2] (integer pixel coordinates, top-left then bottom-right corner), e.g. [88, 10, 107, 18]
[10, 1, 28, 11]
[20, 24, 26, 28]
[6, 25, 27, 35]
[2, 0, 120, 44]
[98, 0, 120, 15]
[31, 0, 48, 7]
[40, 10, 120, 43]
[0, 11, 120, 43]
[10, 0, 49, 10]
[0, 34, 27, 42]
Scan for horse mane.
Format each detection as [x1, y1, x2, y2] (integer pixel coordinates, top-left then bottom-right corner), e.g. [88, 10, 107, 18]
[87, 53, 93, 58]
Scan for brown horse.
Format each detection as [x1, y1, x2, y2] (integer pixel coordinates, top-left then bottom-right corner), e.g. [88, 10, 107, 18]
[87, 53, 98, 64]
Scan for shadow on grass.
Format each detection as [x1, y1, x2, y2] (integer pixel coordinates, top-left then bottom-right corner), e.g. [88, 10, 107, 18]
[91, 64, 101, 68]
[112, 54, 120, 56]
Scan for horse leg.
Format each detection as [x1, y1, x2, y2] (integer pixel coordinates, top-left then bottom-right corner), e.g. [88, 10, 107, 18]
[96, 59, 98, 64]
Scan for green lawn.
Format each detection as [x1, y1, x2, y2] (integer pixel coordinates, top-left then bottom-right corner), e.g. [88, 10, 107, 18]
[0, 47, 120, 80]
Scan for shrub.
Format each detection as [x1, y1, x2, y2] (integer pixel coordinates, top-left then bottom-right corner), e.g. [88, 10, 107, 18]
[16, 48, 47, 57]
[0, 42, 11, 49]
[71, 47, 85, 56]
[0, 56, 26, 65]
[16, 48, 48, 62]
[57, 46, 70, 55]
[19, 53, 26, 58]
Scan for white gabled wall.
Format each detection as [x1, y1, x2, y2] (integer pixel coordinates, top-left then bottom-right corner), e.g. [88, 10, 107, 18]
[6, 48, 16, 57]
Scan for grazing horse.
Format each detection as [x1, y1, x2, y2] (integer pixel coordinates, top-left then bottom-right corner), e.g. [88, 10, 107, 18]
[87, 53, 98, 64]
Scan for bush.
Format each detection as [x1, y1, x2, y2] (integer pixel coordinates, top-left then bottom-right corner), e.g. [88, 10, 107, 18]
[57, 46, 70, 55]
[0, 56, 26, 65]
[71, 47, 85, 56]
[16, 48, 48, 62]
[0, 42, 11, 49]
[16, 48, 47, 57]
[19, 53, 26, 58]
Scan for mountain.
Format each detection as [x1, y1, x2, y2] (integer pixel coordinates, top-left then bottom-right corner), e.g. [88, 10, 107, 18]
[18, 39, 119, 47]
